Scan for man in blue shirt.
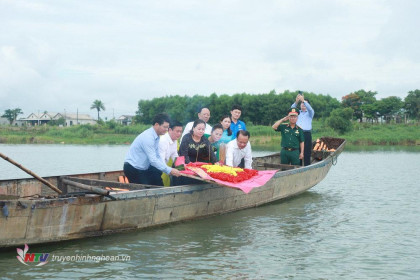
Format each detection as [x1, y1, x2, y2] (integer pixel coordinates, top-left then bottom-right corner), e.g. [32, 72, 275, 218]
[230, 104, 246, 139]
[124, 113, 182, 185]
[291, 93, 315, 166]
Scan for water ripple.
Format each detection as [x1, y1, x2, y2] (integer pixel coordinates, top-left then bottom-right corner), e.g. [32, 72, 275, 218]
[1, 149, 419, 279]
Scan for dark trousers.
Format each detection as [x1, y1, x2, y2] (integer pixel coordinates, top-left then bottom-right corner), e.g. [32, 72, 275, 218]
[281, 149, 300, 165]
[302, 131, 312, 166]
[238, 158, 245, 168]
[123, 162, 163, 186]
[176, 176, 206, 185]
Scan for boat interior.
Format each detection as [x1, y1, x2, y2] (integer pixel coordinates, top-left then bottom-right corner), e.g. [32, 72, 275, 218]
[0, 137, 345, 203]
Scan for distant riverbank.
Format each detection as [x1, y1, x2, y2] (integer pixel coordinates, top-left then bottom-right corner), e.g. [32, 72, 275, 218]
[0, 121, 419, 146]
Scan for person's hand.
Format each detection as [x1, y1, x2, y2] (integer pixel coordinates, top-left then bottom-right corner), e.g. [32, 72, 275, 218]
[299, 94, 305, 102]
[296, 95, 300, 104]
[299, 152, 304, 159]
[170, 168, 182, 177]
[283, 116, 290, 122]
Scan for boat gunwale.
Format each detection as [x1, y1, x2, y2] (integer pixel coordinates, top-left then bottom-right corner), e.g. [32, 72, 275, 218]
[0, 138, 346, 248]
[0, 138, 346, 204]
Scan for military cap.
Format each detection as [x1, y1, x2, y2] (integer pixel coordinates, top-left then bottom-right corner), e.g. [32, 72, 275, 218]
[288, 108, 299, 116]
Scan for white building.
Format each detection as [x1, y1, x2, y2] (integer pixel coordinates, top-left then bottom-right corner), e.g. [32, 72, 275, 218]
[54, 113, 96, 126]
[19, 112, 96, 126]
[117, 115, 134, 125]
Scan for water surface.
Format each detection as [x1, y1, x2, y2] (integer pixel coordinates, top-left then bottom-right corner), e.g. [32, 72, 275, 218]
[0, 145, 419, 279]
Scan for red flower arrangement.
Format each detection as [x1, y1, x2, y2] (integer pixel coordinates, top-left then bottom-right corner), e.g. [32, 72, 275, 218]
[185, 162, 258, 183]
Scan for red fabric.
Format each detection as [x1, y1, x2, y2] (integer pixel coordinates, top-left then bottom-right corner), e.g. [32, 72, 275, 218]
[179, 168, 278, 194]
[209, 170, 278, 193]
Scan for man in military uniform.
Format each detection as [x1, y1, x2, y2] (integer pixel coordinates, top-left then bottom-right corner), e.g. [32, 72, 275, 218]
[272, 108, 304, 165]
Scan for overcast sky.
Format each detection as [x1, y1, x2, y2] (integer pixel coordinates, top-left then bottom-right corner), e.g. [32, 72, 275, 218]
[1, 0, 419, 119]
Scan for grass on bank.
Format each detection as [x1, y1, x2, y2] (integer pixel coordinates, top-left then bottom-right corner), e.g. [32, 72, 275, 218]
[0, 124, 148, 144]
[247, 121, 420, 146]
[0, 121, 419, 146]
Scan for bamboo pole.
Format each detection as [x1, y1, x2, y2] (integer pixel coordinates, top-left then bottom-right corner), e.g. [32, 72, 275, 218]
[61, 178, 110, 196]
[0, 152, 62, 194]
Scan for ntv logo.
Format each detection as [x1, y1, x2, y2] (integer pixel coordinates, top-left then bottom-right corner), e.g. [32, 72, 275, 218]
[16, 244, 49, 266]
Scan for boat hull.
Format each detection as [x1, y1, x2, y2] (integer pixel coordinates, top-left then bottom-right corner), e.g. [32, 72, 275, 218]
[0, 139, 345, 248]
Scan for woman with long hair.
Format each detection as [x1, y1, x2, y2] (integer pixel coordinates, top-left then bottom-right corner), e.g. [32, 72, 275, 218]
[217, 115, 234, 163]
[219, 115, 233, 143]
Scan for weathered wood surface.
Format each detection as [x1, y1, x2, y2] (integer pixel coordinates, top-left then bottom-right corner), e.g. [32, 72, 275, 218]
[0, 138, 346, 248]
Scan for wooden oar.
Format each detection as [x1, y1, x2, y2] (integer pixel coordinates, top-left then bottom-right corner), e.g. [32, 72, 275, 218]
[0, 152, 62, 194]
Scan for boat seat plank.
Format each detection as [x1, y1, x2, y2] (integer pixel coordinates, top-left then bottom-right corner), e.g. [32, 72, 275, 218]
[61, 176, 163, 192]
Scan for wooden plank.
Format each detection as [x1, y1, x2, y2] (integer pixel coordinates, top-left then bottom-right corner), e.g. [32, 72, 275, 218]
[62, 177, 161, 191]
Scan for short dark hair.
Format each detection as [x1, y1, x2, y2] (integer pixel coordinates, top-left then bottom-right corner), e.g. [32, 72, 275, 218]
[212, 123, 223, 133]
[231, 104, 242, 111]
[305, 98, 310, 104]
[199, 107, 210, 113]
[237, 130, 250, 138]
[152, 113, 171, 125]
[190, 119, 206, 134]
[170, 120, 183, 129]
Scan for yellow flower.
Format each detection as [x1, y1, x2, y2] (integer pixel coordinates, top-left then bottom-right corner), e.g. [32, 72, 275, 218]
[201, 164, 243, 176]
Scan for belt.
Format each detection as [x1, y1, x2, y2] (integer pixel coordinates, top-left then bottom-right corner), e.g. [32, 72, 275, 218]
[303, 130, 312, 133]
[282, 147, 297, 151]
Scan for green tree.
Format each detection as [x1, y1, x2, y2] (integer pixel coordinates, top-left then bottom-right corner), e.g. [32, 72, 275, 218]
[48, 117, 66, 126]
[361, 102, 380, 123]
[90, 100, 105, 121]
[133, 90, 343, 126]
[342, 90, 377, 122]
[308, 93, 341, 119]
[208, 93, 232, 122]
[404, 90, 420, 121]
[377, 96, 403, 123]
[1, 108, 24, 125]
[327, 108, 353, 134]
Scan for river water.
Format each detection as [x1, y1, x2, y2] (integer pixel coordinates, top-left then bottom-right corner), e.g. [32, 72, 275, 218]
[0, 144, 419, 279]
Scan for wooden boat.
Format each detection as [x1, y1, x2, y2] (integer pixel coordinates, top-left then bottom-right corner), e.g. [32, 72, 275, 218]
[0, 137, 345, 248]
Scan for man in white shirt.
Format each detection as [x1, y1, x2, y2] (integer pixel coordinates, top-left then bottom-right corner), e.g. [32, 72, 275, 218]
[159, 121, 183, 186]
[181, 107, 212, 141]
[226, 130, 253, 169]
[159, 121, 183, 164]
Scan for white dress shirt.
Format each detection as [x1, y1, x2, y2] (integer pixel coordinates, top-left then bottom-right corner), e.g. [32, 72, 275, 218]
[159, 133, 179, 164]
[225, 139, 253, 169]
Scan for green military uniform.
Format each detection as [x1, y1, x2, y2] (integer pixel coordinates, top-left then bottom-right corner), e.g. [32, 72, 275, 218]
[275, 108, 304, 165]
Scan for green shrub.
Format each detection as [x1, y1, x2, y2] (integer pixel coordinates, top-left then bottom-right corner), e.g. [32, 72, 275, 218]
[327, 108, 353, 134]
